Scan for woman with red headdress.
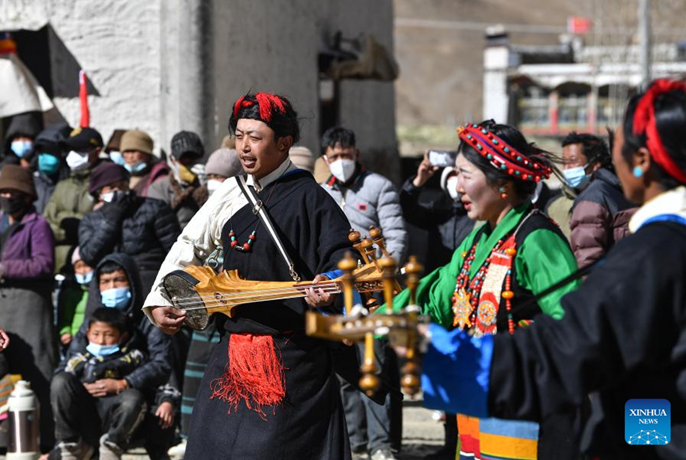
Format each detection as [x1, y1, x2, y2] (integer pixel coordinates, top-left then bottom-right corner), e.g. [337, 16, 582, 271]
[420, 79, 686, 459]
[390, 120, 580, 459]
[143, 92, 358, 459]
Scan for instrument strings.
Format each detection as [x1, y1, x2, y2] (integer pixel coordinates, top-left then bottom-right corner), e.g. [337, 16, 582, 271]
[172, 281, 343, 312]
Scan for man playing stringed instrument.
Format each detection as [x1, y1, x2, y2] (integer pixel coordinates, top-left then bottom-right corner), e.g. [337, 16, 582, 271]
[143, 92, 357, 460]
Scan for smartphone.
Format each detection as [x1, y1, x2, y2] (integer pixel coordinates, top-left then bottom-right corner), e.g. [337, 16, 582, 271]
[428, 150, 457, 168]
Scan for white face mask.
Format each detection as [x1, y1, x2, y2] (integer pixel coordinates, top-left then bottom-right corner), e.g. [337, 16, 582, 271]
[100, 190, 122, 203]
[207, 179, 223, 195]
[446, 176, 460, 201]
[329, 159, 356, 183]
[66, 151, 89, 171]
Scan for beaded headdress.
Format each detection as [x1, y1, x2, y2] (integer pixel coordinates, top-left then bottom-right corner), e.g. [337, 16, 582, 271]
[633, 79, 686, 184]
[456, 124, 552, 182]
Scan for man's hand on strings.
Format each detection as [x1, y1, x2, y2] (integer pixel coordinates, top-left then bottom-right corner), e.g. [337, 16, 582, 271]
[151, 306, 186, 335]
[305, 274, 336, 308]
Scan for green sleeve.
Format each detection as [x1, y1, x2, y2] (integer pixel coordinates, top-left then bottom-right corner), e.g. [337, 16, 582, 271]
[514, 229, 580, 319]
[43, 194, 66, 242]
[384, 236, 473, 329]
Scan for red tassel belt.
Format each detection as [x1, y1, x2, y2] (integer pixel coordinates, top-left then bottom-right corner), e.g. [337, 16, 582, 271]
[210, 333, 286, 420]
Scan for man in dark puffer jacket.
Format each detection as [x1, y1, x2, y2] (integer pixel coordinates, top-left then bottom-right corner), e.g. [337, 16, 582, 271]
[563, 132, 636, 269]
[78, 163, 181, 295]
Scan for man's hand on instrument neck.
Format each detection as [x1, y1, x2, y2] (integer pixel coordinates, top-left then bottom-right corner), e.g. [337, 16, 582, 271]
[305, 274, 336, 309]
[150, 306, 186, 335]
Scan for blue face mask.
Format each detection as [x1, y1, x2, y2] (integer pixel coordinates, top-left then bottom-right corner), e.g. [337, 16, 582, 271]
[11, 140, 33, 158]
[124, 161, 147, 174]
[101, 287, 132, 309]
[38, 153, 61, 175]
[75, 270, 94, 285]
[109, 151, 125, 166]
[86, 342, 121, 357]
[563, 165, 591, 190]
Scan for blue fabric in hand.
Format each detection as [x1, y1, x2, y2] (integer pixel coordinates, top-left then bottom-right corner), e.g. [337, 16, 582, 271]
[421, 323, 493, 418]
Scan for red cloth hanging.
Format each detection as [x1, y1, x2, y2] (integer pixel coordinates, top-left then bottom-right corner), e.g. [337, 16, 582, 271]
[79, 70, 90, 128]
[210, 333, 286, 420]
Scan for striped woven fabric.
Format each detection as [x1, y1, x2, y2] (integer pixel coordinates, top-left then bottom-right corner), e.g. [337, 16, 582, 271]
[458, 414, 539, 460]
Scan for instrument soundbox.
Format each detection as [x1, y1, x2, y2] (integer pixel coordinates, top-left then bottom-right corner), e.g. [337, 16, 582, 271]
[161, 228, 401, 331]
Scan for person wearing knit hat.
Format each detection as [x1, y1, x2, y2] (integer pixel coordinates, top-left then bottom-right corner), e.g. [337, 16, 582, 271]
[204, 148, 242, 196]
[148, 130, 205, 229]
[288, 146, 315, 173]
[120, 130, 169, 198]
[0, 163, 56, 453]
[0, 163, 37, 200]
[78, 161, 180, 295]
[88, 162, 130, 197]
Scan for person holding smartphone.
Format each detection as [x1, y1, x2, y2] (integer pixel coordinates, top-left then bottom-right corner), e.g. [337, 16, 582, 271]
[400, 151, 474, 274]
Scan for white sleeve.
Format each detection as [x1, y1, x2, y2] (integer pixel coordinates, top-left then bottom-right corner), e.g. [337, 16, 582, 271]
[142, 178, 248, 324]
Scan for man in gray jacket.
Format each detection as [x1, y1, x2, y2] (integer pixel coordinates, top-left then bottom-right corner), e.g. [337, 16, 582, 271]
[320, 127, 407, 263]
[320, 126, 406, 460]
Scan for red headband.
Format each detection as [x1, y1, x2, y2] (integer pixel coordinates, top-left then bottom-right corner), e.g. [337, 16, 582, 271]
[232, 92, 287, 123]
[633, 79, 686, 184]
[456, 124, 552, 182]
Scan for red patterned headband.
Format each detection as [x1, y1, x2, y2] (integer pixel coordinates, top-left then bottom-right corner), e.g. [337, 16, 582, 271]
[456, 124, 552, 182]
[633, 79, 686, 184]
[232, 92, 287, 123]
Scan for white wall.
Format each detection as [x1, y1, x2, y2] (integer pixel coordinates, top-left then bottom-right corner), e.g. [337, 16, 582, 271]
[2, 0, 398, 176]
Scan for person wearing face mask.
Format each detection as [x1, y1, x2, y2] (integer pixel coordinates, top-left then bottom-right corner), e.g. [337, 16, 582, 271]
[321, 126, 407, 262]
[320, 126, 407, 460]
[51, 307, 147, 460]
[44, 127, 104, 273]
[0, 111, 43, 169]
[400, 154, 475, 275]
[387, 121, 581, 460]
[120, 129, 169, 197]
[563, 132, 636, 269]
[0, 164, 57, 453]
[78, 162, 180, 294]
[31, 122, 72, 214]
[56, 247, 94, 349]
[148, 130, 206, 229]
[399, 161, 474, 460]
[58, 253, 173, 460]
[201, 147, 243, 198]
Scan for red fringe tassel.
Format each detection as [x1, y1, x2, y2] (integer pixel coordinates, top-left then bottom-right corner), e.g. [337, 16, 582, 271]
[210, 333, 286, 419]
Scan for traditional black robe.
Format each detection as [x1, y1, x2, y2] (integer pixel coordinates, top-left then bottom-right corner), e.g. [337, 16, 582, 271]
[184, 170, 355, 460]
[490, 221, 686, 459]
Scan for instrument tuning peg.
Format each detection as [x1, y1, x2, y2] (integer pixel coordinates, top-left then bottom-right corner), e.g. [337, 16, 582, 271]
[379, 256, 397, 314]
[348, 229, 369, 264]
[359, 332, 380, 397]
[369, 225, 391, 259]
[404, 256, 423, 306]
[361, 237, 378, 269]
[338, 252, 357, 314]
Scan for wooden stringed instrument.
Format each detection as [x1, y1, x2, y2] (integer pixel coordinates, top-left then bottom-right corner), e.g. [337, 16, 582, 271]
[161, 227, 401, 331]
